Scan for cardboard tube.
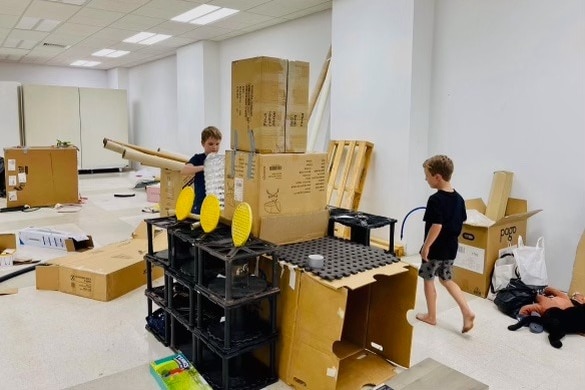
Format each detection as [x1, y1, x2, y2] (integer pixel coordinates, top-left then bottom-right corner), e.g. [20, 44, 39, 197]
[157, 148, 190, 162]
[103, 138, 187, 163]
[122, 148, 185, 171]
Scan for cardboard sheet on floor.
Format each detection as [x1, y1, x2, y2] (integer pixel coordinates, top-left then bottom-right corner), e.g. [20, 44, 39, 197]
[35, 224, 165, 301]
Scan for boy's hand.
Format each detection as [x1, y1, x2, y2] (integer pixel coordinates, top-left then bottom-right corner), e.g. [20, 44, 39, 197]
[420, 246, 430, 262]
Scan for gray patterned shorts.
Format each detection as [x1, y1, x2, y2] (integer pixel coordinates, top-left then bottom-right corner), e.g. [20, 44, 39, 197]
[418, 259, 455, 281]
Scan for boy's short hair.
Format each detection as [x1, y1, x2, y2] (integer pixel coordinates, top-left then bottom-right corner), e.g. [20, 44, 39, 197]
[423, 155, 454, 181]
[201, 126, 222, 143]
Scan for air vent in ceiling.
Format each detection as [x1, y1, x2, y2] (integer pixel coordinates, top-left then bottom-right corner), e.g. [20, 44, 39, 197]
[43, 42, 68, 49]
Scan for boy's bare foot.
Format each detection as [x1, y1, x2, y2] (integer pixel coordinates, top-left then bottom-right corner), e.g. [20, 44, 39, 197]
[462, 313, 475, 333]
[416, 313, 436, 326]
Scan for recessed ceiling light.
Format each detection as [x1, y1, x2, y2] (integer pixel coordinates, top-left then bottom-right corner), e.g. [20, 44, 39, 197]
[190, 8, 239, 25]
[123, 32, 171, 45]
[171, 5, 219, 23]
[92, 49, 130, 58]
[16, 16, 61, 32]
[71, 60, 100, 67]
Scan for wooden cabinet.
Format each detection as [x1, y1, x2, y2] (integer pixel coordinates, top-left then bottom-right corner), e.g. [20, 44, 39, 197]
[21, 84, 129, 170]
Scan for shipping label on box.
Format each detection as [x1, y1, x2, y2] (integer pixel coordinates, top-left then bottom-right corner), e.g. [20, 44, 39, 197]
[455, 244, 485, 274]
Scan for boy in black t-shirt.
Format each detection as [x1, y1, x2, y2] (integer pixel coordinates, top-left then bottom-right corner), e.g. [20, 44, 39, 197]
[181, 126, 222, 214]
[416, 155, 475, 333]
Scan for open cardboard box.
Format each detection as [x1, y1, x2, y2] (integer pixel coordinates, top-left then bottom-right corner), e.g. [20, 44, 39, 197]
[276, 261, 418, 389]
[0, 233, 17, 267]
[569, 229, 585, 295]
[454, 198, 541, 297]
[35, 222, 165, 301]
[19, 227, 94, 252]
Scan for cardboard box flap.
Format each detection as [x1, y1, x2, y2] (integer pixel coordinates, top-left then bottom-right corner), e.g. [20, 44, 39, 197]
[0, 234, 17, 250]
[319, 262, 411, 291]
[492, 209, 542, 227]
[570, 229, 585, 295]
[465, 198, 486, 214]
[336, 350, 395, 390]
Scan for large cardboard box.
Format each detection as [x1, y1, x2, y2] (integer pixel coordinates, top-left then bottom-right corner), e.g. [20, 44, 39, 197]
[454, 198, 541, 298]
[4, 146, 79, 207]
[231, 56, 309, 153]
[569, 230, 585, 296]
[223, 150, 328, 244]
[277, 262, 418, 389]
[35, 233, 165, 301]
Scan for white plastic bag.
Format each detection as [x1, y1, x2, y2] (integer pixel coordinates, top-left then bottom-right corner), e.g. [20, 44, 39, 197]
[513, 236, 548, 286]
[491, 254, 518, 293]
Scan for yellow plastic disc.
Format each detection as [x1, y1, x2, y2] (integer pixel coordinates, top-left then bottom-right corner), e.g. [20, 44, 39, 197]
[231, 202, 253, 247]
[199, 195, 221, 233]
[175, 187, 195, 221]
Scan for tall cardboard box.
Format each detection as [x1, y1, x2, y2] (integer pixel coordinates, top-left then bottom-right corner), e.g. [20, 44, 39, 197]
[277, 261, 418, 389]
[4, 146, 78, 207]
[231, 56, 309, 153]
[223, 150, 328, 244]
[454, 198, 541, 297]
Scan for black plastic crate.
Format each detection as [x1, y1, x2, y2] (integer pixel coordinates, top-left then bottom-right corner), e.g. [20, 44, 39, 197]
[195, 339, 278, 390]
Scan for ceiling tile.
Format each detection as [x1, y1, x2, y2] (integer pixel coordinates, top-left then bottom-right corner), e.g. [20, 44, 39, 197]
[179, 25, 231, 40]
[210, 11, 273, 30]
[0, 27, 10, 40]
[282, 1, 331, 20]
[0, 0, 33, 16]
[148, 20, 199, 35]
[239, 16, 287, 34]
[0, 14, 19, 29]
[52, 22, 102, 36]
[0, 47, 29, 56]
[133, 0, 200, 19]
[25, 0, 81, 20]
[68, 7, 125, 26]
[109, 14, 165, 30]
[249, 0, 326, 18]
[208, 0, 271, 11]
[86, 0, 149, 13]
[42, 32, 86, 46]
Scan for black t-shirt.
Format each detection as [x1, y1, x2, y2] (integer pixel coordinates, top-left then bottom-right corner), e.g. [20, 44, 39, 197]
[187, 152, 206, 213]
[423, 190, 467, 260]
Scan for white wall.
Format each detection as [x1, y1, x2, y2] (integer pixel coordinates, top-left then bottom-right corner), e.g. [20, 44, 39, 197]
[0, 62, 107, 88]
[127, 56, 177, 152]
[430, 0, 585, 289]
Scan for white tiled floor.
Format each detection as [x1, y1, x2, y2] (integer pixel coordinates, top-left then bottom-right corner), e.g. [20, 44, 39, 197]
[1, 171, 584, 390]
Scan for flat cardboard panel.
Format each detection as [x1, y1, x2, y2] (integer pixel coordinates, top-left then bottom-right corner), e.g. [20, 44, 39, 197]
[485, 171, 514, 221]
[231, 56, 308, 153]
[4, 147, 79, 207]
[258, 209, 329, 245]
[570, 230, 585, 295]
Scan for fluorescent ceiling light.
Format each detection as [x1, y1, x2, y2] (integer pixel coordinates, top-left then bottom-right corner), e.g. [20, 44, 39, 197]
[16, 17, 40, 30]
[123, 32, 155, 43]
[171, 5, 219, 23]
[92, 49, 130, 58]
[191, 8, 239, 25]
[139, 34, 171, 45]
[71, 60, 100, 67]
[123, 32, 170, 45]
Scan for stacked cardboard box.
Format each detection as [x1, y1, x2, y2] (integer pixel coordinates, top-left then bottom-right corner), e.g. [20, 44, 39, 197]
[226, 56, 329, 245]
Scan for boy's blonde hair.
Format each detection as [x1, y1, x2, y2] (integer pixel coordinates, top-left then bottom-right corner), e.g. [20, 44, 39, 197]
[201, 126, 222, 143]
[423, 155, 454, 181]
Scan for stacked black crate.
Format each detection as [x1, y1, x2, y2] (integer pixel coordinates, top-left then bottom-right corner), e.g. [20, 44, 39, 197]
[144, 216, 280, 389]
